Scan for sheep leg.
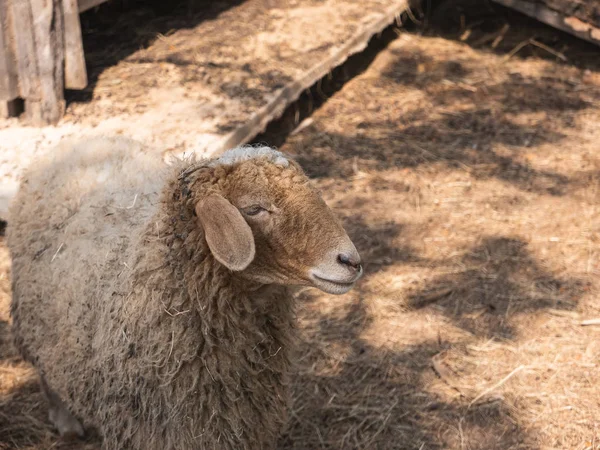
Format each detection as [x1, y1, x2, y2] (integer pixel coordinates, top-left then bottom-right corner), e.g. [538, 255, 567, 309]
[39, 375, 85, 439]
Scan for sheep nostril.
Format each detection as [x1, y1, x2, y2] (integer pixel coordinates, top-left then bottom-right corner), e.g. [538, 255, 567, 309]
[337, 253, 362, 271]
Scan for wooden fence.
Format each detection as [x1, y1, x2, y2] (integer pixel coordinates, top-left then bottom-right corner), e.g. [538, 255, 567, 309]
[0, 0, 108, 124]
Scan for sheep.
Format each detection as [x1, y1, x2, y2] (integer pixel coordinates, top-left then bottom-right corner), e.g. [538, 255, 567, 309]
[7, 136, 363, 450]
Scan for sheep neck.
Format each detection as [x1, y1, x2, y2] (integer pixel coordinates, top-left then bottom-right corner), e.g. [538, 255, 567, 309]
[98, 216, 296, 449]
[125, 176, 297, 385]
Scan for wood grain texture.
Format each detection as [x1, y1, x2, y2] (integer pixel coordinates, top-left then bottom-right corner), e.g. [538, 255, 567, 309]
[493, 0, 600, 46]
[8, 0, 39, 98]
[63, 0, 87, 89]
[0, 0, 19, 101]
[28, 0, 65, 124]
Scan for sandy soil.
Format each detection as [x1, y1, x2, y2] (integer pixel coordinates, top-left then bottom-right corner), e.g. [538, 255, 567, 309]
[2, 3, 600, 450]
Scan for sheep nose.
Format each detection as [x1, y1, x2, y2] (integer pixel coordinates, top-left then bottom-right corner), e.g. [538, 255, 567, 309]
[337, 253, 362, 273]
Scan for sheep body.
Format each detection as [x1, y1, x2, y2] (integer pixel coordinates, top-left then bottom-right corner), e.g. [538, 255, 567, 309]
[9, 136, 300, 449]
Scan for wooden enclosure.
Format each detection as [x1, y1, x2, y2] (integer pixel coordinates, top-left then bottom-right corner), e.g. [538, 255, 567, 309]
[0, 0, 108, 124]
[0, 0, 599, 126]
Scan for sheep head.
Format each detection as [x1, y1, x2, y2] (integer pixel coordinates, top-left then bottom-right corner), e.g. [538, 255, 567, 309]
[188, 146, 362, 295]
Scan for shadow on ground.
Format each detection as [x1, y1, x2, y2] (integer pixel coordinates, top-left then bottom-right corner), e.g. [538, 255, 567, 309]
[67, 0, 248, 103]
[408, 236, 587, 339]
[280, 284, 533, 449]
[272, 5, 599, 447]
[342, 215, 422, 276]
[291, 45, 595, 195]
[424, 0, 600, 72]
[276, 204, 587, 448]
[254, 1, 600, 198]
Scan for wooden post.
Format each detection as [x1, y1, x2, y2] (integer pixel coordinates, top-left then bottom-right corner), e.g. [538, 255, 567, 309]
[27, 0, 65, 124]
[0, 0, 19, 107]
[63, 0, 87, 89]
[2, 0, 93, 124]
[8, 0, 39, 101]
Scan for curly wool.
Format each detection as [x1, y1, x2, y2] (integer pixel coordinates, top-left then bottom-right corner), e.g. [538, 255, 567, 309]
[8, 137, 300, 450]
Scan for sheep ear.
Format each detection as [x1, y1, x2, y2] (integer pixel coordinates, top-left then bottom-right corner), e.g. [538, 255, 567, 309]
[195, 194, 256, 271]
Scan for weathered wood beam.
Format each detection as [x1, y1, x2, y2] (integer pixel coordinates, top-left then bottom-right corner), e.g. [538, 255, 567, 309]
[0, 0, 19, 103]
[492, 0, 600, 47]
[8, 0, 39, 99]
[28, 0, 65, 124]
[63, 0, 88, 89]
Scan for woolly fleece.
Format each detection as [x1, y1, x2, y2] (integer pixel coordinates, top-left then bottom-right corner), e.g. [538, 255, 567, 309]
[6, 137, 330, 450]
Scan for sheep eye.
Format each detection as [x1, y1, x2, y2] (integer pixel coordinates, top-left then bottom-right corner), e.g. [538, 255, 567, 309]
[242, 205, 267, 216]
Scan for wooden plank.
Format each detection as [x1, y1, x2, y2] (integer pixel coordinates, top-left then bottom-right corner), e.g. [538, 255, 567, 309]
[8, 0, 39, 98]
[0, 0, 19, 101]
[63, 0, 88, 89]
[526, 0, 600, 28]
[77, 0, 108, 13]
[213, 0, 410, 158]
[0, 31, 17, 102]
[28, 0, 65, 124]
[493, 0, 600, 47]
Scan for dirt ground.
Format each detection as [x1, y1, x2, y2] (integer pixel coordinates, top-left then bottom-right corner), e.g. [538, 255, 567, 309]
[3, 3, 600, 450]
[0, 0, 404, 217]
[273, 9, 600, 449]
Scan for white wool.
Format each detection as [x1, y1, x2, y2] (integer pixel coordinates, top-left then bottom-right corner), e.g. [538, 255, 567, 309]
[212, 145, 289, 167]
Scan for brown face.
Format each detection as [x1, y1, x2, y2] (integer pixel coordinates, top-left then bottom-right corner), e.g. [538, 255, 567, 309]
[195, 153, 362, 294]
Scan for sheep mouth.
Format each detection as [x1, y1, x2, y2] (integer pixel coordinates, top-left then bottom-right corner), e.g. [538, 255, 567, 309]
[310, 275, 356, 295]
